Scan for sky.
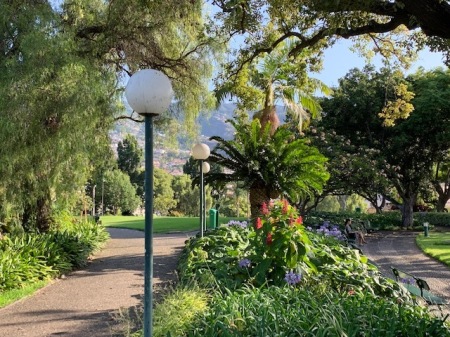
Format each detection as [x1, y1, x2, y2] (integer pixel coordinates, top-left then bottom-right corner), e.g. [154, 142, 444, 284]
[314, 40, 446, 87]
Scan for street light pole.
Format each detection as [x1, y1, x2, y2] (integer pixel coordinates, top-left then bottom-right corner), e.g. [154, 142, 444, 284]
[125, 69, 173, 337]
[191, 143, 210, 237]
[202, 162, 210, 232]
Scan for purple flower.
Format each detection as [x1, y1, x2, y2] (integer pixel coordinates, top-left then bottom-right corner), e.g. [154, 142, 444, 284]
[227, 220, 248, 229]
[285, 271, 302, 285]
[238, 258, 251, 268]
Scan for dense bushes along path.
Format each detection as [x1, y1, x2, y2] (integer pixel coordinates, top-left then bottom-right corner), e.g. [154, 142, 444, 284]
[0, 228, 191, 337]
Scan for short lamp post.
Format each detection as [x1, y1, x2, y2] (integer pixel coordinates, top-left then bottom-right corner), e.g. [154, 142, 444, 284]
[192, 143, 210, 237]
[125, 69, 173, 337]
[202, 161, 210, 232]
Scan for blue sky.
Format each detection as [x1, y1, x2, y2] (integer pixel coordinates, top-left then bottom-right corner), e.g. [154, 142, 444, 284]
[314, 40, 446, 87]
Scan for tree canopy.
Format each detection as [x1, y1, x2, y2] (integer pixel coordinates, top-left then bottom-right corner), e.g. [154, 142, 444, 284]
[212, 0, 450, 85]
[318, 67, 450, 226]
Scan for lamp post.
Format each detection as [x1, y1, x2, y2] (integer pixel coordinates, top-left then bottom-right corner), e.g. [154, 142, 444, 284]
[125, 69, 173, 337]
[192, 143, 210, 237]
[202, 161, 210, 232]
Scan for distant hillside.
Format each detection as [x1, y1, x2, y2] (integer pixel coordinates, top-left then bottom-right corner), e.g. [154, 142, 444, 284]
[110, 103, 287, 174]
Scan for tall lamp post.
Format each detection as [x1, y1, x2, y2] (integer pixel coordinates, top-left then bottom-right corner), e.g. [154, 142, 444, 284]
[125, 69, 173, 337]
[192, 143, 210, 237]
[202, 161, 210, 232]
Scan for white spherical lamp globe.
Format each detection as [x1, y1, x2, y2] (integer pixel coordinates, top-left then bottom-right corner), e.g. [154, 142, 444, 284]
[192, 143, 210, 160]
[125, 69, 173, 115]
[202, 162, 210, 174]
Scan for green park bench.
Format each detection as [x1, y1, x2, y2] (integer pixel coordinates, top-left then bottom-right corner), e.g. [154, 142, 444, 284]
[391, 267, 448, 305]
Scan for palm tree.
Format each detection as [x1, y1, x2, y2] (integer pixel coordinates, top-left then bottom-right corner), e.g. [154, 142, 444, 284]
[216, 38, 331, 133]
[205, 118, 329, 217]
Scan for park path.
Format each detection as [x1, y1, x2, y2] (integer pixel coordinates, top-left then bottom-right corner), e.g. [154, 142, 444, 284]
[361, 230, 450, 305]
[0, 228, 192, 337]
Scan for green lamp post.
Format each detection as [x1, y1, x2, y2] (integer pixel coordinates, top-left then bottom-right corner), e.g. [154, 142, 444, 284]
[191, 143, 210, 237]
[125, 69, 173, 337]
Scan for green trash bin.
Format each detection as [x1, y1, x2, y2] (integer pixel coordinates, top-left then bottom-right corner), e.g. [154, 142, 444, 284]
[209, 209, 218, 229]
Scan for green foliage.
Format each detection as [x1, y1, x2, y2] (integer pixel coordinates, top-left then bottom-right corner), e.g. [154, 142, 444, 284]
[178, 224, 253, 289]
[117, 134, 144, 199]
[153, 168, 176, 216]
[183, 286, 450, 337]
[319, 67, 450, 227]
[152, 288, 209, 337]
[171, 175, 201, 216]
[178, 203, 407, 300]
[304, 211, 450, 229]
[0, 1, 117, 231]
[249, 200, 311, 285]
[207, 118, 329, 216]
[0, 218, 109, 292]
[103, 170, 141, 215]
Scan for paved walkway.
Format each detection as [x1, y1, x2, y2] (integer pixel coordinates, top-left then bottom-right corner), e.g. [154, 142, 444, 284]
[361, 230, 450, 304]
[0, 228, 448, 337]
[0, 228, 193, 337]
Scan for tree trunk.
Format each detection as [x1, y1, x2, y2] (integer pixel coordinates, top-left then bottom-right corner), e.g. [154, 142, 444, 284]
[433, 181, 450, 212]
[337, 195, 347, 212]
[401, 196, 416, 228]
[436, 194, 449, 212]
[256, 105, 280, 136]
[249, 187, 270, 219]
[35, 197, 52, 232]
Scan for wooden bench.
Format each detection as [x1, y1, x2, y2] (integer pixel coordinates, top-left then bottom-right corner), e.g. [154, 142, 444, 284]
[391, 267, 448, 305]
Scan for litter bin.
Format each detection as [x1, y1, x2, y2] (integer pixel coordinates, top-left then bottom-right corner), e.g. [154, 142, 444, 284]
[209, 209, 219, 229]
[423, 222, 429, 237]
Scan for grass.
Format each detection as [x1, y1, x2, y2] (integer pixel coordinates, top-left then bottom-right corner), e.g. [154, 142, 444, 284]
[0, 279, 50, 308]
[416, 231, 450, 268]
[101, 215, 248, 233]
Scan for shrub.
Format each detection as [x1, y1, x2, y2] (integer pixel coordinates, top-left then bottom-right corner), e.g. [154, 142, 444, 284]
[0, 218, 109, 291]
[304, 211, 450, 229]
[178, 202, 409, 301]
[183, 286, 450, 337]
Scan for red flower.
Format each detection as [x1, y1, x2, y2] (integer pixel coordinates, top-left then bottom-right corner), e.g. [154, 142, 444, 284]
[296, 216, 303, 225]
[261, 202, 269, 215]
[266, 232, 273, 245]
[255, 217, 263, 230]
[282, 199, 289, 214]
[289, 216, 295, 226]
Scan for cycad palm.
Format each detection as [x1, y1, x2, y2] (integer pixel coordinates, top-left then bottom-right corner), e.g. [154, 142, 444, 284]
[205, 118, 329, 217]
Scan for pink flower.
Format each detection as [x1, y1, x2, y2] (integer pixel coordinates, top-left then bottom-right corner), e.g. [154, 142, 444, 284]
[255, 217, 263, 230]
[261, 202, 269, 215]
[266, 232, 273, 245]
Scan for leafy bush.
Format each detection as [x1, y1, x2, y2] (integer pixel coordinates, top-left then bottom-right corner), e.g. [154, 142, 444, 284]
[183, 286, 450, 337]
[178, 202, 409, 301]
[0, 218, 109, 291]
[304, 211, 450, 229]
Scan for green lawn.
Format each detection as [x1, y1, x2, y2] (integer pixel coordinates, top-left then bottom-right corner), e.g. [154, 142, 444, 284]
[416, 231, 450, 268]
[101, 215, 248, 233]
[0, 280, 49, 309]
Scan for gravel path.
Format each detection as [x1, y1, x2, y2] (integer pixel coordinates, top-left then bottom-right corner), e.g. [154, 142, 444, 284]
[0, 228, 193, 337]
